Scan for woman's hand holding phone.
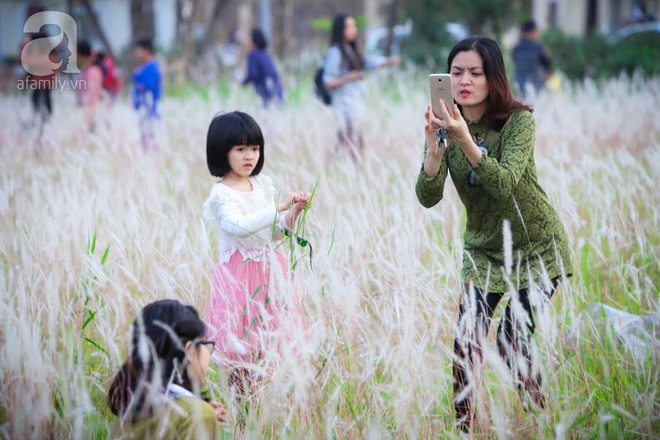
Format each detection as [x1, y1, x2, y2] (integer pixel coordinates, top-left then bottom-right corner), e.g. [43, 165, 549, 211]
[423, 105, 445, 177]
[427, 96, 484, 167]
[428, 99, 470, 145]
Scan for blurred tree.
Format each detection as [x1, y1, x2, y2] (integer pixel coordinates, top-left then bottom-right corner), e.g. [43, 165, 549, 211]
[174, 0, 196, 84]
[384, 0, 402, 56]
[402, 0, 453, 69]
[198, 0, 233, 56]
[271, 0, 291, 58]
[172, 0, 234, 82]
[451, 0, 530, 37]
[80, 0, 114, 58]
[130, 0, 155, 42]
[403, 0, 531, 68]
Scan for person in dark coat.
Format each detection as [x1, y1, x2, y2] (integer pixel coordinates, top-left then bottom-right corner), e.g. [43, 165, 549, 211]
[512, 20, 553, 97]
[242, 28, 284, 107]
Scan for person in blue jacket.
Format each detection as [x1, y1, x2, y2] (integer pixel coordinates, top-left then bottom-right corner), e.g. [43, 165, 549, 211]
[242, 28, 284, 107]
[132, 39, 162, 150]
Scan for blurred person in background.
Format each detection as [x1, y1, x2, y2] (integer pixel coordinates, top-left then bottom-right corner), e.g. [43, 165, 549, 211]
[76, 41, 103, 132]
[511, 19, 553, 98]
[415, 37, 572, 432]
[19, 31, 54, 121]
[322, 13, 400, 162]
[132, 39, 162, 150]
[242, 28, 284, 107]
[18, 5, 56, 122]
[107, 299, 227, 438]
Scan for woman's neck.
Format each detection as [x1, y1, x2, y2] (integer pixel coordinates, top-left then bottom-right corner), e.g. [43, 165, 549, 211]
[462, 103, 487, 124]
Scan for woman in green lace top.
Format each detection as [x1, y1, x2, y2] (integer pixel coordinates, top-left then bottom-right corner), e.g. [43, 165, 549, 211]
[415, 37, 572, 431]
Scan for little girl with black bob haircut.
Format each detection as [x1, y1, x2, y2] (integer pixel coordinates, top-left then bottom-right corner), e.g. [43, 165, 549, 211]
[107, 299, 226, 438]
[203, 110, 310, 396]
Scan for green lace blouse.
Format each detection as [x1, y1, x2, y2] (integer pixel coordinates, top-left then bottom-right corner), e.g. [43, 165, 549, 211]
[415, 110, 572, 293]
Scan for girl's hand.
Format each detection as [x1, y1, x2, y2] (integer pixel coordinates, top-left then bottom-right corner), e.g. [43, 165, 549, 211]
[292, 192, 311, 211]
[278, 192, 311, 212]
[209, 401, 227, 423]
[283, 192, 311, 229]
[277, 193, 296, 212]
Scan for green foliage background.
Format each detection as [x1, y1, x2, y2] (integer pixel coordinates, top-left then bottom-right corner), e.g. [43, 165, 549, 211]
[401, 0, 531, 70]
[543, 27, 660, 80]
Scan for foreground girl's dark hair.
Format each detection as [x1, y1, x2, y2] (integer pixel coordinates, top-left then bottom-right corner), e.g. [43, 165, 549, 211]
[251, 28, 268, 50]
[107, 299, 206, 418]
[206, 111, 265, 177]
[447, 36, 531, 130]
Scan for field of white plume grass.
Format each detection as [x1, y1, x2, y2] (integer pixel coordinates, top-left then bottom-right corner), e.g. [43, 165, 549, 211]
[0, 69, 658, 439]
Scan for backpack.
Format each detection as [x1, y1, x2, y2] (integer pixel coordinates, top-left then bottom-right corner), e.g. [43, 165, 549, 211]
[94, 52, 122, 96]
[314, 67, 331, 105]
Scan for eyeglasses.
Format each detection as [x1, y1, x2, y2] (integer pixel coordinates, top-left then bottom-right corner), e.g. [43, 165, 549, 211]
[195, 339, 215, 355]
[468, 143, 489, 187]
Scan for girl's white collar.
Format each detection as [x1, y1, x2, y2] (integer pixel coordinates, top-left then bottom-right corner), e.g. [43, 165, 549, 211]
[164, 383, 195, 399]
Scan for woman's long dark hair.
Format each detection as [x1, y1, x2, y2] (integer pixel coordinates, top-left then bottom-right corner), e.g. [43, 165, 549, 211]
[447, 37, 531, 131]
[107, 300, 207, 419]
[330, 13, 365, 71]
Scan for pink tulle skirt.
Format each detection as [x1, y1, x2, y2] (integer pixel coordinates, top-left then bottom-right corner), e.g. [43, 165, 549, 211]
[206, 248, 301, 364]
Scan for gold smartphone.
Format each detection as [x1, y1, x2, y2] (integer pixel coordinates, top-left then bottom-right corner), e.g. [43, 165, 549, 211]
[429, 73, 454, 118]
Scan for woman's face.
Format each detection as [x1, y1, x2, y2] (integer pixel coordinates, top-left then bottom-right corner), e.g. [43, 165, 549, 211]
[343, 16, 358, 43]
[450, 50, 489, 115]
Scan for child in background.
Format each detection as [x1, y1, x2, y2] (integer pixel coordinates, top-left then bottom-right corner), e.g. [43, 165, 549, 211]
[76, 41, 104, 132]
[242, 28, 284, 107]
[202, 111, 310, 396]
[132, 39, 162, 150]
[107, 299, 227, 439]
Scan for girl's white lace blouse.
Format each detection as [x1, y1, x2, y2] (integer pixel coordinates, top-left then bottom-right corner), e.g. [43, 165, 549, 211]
[203, 174, 287, 264]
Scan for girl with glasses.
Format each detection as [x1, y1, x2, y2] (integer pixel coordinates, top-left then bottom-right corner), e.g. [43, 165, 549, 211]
[107, 299, 226, 438]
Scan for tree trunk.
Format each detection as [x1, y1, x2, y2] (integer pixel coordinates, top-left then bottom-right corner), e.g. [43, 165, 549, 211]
[197, 0, 233, 57]
[130, 0, 155, 43]
[80, 0, 114, 57]
[272, 0, 287, 58]
[384, 0, 400, 56]
[174, 0, 196, 85]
